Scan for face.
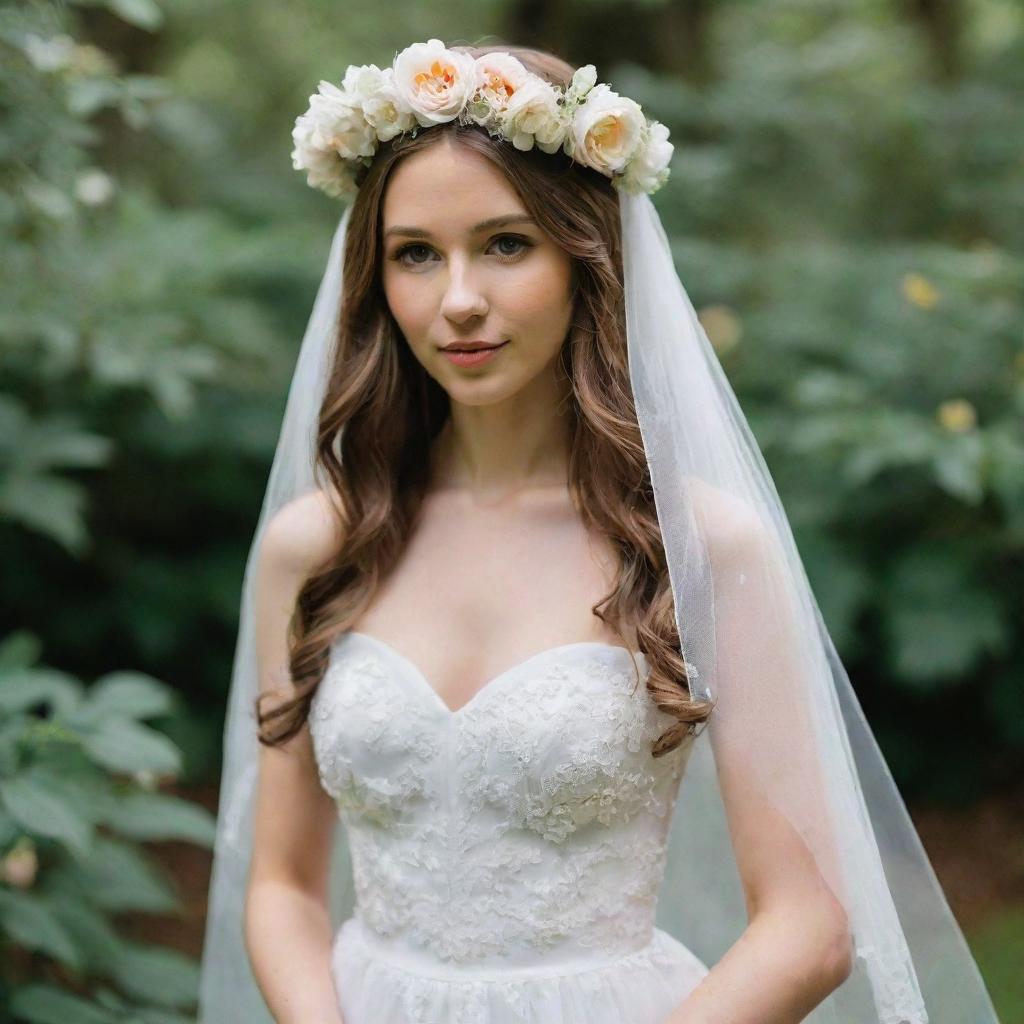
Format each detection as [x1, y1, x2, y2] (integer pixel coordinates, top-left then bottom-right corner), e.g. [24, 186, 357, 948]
[380, 135, 575, 407]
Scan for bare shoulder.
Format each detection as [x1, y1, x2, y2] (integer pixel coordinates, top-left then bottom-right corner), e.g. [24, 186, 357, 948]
[258, 488, 346, 579]
[685, 477, 774, 562]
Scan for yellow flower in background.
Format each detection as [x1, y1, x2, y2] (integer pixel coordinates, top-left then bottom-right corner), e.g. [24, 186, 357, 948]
[1, 838, 38, 890]
[1014, 350, 1024, 373]
[937, 399, 977, 433]
[902, 272, 941, 309]
[698, 304, 742, 354]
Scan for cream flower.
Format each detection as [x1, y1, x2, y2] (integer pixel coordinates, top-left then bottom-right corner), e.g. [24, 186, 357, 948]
[568, 83, 645, 175]
[291, 43, 674, 198]
[466, 52, 531, 129]
[303, 80, 377, 160]
[342, 64, 416, 142]
[565, 63, 597, 105]
[503, 75, 566, 153]
[291, 111, 359, 198]
[341, 63, 384, 103]
[619, 119, 674, 194]
[392, 38, 478, 127]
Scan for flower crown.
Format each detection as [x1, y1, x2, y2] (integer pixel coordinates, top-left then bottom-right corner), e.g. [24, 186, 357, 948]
[291, 39, 674, 200]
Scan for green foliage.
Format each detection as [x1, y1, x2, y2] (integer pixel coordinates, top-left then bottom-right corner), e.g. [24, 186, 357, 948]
[0, 632, 214, 1022]
[0, 0, 299, 782]
[968, 908, 1024, 1024]
[1, 6, 216, 1016]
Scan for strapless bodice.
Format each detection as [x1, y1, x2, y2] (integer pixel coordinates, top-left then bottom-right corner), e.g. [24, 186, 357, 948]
[309, 630, 708, 1022]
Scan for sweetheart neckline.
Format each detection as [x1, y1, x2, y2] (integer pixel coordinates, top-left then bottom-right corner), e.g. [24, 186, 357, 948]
[338, 630, 646, 718]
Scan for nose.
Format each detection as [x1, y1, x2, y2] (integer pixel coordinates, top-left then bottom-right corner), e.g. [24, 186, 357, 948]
[439, 255, 488, 323]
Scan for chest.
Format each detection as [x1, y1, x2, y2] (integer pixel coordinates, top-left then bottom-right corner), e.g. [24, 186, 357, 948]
[348, 490, 628, 712]
[310, 637, 689, 833]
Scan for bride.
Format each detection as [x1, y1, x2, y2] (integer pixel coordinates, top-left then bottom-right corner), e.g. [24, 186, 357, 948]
[198, 39, 1001, 1024]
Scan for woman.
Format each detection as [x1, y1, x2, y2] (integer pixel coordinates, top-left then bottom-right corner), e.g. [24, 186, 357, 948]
[199, 39, 1001, 1024]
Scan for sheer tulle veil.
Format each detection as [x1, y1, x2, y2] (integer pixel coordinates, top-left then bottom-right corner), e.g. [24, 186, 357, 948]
[197, 187, 1000, 1023]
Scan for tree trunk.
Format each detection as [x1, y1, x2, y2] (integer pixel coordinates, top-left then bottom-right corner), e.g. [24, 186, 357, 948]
[902, 0, 963, 80]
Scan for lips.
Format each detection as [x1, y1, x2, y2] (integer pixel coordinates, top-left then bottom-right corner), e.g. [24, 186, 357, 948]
[441, 340, 507, 352]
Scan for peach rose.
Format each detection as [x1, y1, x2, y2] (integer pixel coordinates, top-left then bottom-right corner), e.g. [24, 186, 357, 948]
[392, 38, 478, 127]
[465, 52, 531, 129]
[568, 83, 645, 175]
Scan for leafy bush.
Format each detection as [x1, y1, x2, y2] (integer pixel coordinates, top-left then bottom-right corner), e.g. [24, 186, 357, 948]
[0, 631, 216, 1023]
[1, 0, 304, 782]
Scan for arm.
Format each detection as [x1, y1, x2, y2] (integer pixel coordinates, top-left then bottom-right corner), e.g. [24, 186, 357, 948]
[665, 484, 854, 1023]
[663, 814, 852, 1024]
[244, 490, 347, 1024]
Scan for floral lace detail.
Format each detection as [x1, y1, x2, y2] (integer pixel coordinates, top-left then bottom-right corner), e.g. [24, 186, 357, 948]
[458, 659, 687, 843]
[312, 640, 697, 967]
[854, 940, 930, 1024]
[310, 653, 441, 825]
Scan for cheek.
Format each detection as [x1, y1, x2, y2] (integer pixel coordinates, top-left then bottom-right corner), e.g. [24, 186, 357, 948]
[506, 255, 573, 333]
[383, 272, 435, 342]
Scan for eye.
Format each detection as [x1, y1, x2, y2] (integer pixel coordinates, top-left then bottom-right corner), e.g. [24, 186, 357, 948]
[489, 234, 533, 261]
[389, 233, 534, 270]
[392, 242, 437, 267]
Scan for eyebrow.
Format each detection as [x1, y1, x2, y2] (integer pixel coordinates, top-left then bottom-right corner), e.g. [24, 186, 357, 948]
[383, 214, 536, 241]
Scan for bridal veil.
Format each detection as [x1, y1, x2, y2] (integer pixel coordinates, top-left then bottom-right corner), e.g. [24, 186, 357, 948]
[197, 189, 1000, 1023]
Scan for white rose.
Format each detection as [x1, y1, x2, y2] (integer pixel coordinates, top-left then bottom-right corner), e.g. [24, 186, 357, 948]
[338, 65, 415, 142]
[565, 63, 597, 104]
[303, 80, 377, 161]
[392, 38, 478, 127]
[619, 119, 674, 194]
[465, 52, 532, 129]
[567, 83, 645, 175]
[503, 76, 566, 153]
[291, 112, 359, 198]
[341, 63, 384, 103]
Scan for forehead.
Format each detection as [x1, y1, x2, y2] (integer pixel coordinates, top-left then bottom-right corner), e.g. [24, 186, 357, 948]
[382, 137, 527, 232]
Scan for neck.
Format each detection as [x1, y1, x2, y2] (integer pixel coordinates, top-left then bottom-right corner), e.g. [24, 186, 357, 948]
[429, 365, 574, 506]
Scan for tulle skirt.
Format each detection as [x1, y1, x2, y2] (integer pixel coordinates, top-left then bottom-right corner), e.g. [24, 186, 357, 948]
[331, 915, 710, 1024]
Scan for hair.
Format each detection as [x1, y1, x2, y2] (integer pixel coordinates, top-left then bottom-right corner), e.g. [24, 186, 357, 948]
[257, 40, 714, 757]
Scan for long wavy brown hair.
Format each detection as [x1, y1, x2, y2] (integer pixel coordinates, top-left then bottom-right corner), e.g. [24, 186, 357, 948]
[257, 40, 714, 758]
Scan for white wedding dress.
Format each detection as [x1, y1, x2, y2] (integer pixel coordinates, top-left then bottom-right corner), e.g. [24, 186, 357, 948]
[309, 630, 711, 1024]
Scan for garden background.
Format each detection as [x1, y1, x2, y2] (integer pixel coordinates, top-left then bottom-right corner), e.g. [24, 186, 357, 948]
[2, 0, 1022, 1021]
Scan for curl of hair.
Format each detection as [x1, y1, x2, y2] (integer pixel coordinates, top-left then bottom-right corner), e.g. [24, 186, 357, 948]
[257, 40, 715, 758]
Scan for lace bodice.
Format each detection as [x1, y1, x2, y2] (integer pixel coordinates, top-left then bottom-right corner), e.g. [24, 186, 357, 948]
[309, 631, 696, 972]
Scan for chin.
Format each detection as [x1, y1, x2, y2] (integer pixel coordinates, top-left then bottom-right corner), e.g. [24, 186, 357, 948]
[438, 371, 525, 408]
[445, 382, 514, 407]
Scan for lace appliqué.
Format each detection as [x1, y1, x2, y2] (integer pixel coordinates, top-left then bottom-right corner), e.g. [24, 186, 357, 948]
[313, 645, 695, 966]
[854, 939, 930, 1024]
[310, 654, 441, 825]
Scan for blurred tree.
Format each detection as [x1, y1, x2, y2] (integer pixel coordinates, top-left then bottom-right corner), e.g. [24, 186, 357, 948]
[504, 0, 716, 81]
[902, 0, 964, 78]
